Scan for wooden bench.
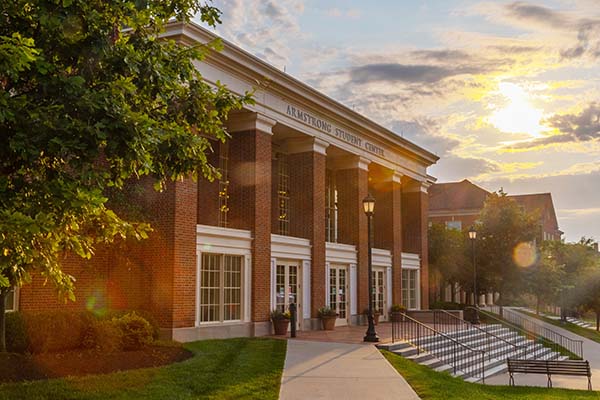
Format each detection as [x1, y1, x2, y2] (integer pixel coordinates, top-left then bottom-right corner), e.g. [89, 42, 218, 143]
[508, 358, 592, 390]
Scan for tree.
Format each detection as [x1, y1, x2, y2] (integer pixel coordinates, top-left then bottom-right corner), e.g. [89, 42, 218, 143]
[428, 223, 467, 302]
[475, 190, 539, 302]
[523, 251, 566, 315]
[0, 1, 252, 351]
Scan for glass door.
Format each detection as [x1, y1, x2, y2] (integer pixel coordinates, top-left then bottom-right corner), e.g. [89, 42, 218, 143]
[329, 265, 348, 326]
[372, 268, 386, 320]
[275, 261, 302, 330]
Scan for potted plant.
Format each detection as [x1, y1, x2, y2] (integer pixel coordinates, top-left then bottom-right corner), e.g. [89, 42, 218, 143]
[271, 309, 291, 335]
[390, 304, 406, 322]
[318, 306, 338, 330]
[363, 308, 382, 325]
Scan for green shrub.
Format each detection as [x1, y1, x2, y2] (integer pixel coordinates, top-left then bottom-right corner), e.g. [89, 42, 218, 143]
[5, 312, 29, 353]
[23, 310, 92, 353]
[113, 312, 153, 350]
[82, 319, 123, 353]
[102, 309, 161, 340]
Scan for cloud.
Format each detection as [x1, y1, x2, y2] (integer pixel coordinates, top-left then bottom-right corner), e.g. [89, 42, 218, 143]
[504, 2, 572, 28]
[348, 63, 487, 85]
[505, 103, 600, 149]
[391, 119, 459, 157]
[326, 8, 361, 19]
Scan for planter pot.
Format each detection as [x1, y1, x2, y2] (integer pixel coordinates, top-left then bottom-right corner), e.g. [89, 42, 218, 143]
[391, 311, 406, 322]
[321, 316, 336, 331]
[272, 319, 289, 336]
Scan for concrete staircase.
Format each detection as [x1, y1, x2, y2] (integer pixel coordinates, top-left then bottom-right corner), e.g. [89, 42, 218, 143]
[380, 324, 568, 382]
[567, 317, 594, 329]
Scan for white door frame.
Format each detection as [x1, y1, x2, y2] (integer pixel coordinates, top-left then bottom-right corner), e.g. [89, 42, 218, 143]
[274, 259, 303, 330]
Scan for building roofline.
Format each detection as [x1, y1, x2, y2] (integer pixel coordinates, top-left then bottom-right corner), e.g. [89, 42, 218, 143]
[163, 21, 439, 168]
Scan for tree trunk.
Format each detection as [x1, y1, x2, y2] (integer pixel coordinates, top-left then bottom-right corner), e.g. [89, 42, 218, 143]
[0, 288, 6, 352]
[451, 282, 456, 303]
[596, 311, 599, 332]
[536, 296, 540, 315]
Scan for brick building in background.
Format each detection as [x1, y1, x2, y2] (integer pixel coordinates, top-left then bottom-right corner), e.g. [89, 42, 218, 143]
[428, 179, 563, 242]
[428, 179, 563, 305]
[9, 22, 439, 341]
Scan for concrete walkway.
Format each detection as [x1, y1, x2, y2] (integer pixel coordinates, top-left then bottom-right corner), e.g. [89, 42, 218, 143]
[279, 340, 420, 400]
[485, 307, 600, 390]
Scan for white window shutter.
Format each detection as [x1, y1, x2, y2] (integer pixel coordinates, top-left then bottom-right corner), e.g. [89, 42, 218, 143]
[302, 260, 311, 319]
[350, 264, 357, 315]
[386, 266, 393, 314]
[270, 258, 277, 311]
[325, 262, 331, 307]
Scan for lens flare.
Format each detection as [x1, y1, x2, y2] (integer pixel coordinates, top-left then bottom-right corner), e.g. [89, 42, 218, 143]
[513, 242, 538, 268]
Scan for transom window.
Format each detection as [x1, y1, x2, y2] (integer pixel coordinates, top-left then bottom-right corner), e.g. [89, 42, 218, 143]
[402, 269, 419, 310]
[4, 287, 16, 312]
[325, 169, 338, 243]
[276, 153, 290, 236]
[218, 142, 230, 227]
[199, 254, 242, 323]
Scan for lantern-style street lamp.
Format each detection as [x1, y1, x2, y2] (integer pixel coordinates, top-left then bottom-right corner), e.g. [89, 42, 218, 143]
[468, 226, 480, 324]
[363, 193, 379, 342]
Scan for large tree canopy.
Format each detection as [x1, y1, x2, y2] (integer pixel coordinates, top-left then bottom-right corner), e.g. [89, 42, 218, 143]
[0, 0, 252, 349]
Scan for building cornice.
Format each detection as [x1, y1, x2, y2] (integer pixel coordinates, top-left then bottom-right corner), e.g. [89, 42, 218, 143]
[162, 22, 439, 174]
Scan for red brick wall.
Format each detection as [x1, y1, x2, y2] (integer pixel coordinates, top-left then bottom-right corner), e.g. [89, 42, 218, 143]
[197, 141, 220, 226]
[229, 130, 272, 322]
[391, 180, 403, 305]
[402, 188, 429, 309]
[289, 151, 326, 317]
[337, 167, 369, 313]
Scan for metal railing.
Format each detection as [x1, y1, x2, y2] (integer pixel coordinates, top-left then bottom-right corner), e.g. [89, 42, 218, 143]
[433, 309, 527, 361]
[469, 306, 584, 360]
[392, 313, 486, 381]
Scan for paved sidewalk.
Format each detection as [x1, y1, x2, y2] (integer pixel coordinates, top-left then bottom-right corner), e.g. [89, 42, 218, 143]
[485, 307, 600, 390]
[279, 340, 420, 400]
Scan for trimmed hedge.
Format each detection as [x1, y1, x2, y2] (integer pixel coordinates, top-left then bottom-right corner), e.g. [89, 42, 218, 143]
[430, 301, 466, 310]
[5, 309, 157, 354]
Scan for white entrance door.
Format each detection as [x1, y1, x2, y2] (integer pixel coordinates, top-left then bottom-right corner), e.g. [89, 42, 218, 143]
[372, 268, 387, 321]
[329, 265, 349, 326]
[275, 261, 302, 330]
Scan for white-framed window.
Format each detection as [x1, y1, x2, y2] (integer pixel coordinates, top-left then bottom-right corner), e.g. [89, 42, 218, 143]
[5, 287, 17, 312]
[325, 169, 338, 243]
[218, 141, 230, 227]
[276, 153, 290, 236]
[402, 269, 420, 310]
[199, 253, 243, 323]
[445, 220, 462, 231]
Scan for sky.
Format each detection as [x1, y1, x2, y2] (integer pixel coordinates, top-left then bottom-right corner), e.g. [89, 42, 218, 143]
[199, 0, 600, 243]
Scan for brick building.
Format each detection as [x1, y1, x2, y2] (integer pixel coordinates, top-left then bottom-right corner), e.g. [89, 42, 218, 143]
[428, 179, 562, 242]
[9, 22, 439, 341]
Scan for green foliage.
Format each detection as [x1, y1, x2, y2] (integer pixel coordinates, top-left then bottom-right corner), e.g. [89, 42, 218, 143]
[5, 312, 28, 353]
[102, 309, 160, 339]
[523, 249, 566, 313]
[475, 190, 540, 298]
[317, 306, 337, 318]
[390, 304, 406, 312]
[270, 309, 291, 320]
[82, 319, 123, 353]
[20, 310, 91, 353]
[0, 0, 252, 319]
[113, 312, 153, 350]
[428, 223, 469, 300]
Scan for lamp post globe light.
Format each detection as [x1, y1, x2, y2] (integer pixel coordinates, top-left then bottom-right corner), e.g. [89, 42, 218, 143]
[363, 193, 379, 342]
[468, 226, 480, 324]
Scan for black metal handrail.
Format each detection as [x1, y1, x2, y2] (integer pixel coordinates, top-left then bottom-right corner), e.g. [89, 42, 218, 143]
[392, 313, 486, 382]
[469, 306, 583, 360]
[433, 309, 528, 361]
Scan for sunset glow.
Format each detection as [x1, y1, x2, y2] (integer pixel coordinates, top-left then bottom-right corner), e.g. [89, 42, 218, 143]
[489, 82, 545, 138]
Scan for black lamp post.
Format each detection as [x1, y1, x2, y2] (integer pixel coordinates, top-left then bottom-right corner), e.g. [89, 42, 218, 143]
[363, 193, 379, 342]
[468, 226, 480, 324]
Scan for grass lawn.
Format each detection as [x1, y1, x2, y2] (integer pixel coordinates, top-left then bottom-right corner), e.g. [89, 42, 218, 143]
[0, 338, 286, 400]
[520, 310, 600, 345]
[382, 350, 600, 399]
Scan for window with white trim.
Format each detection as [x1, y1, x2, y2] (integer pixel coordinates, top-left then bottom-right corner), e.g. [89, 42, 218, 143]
[276, 153, 290, 236]
[402, 269, 419, 310]
[4, 287, 16, 312]
[199, 254, 243, 323]
[445, 220, 462, 231]
[325, 169, 338, 243]
[218, 141, 230, 227]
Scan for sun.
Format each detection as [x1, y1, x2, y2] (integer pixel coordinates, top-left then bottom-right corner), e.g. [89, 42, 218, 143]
[488, 82, 545, 138]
